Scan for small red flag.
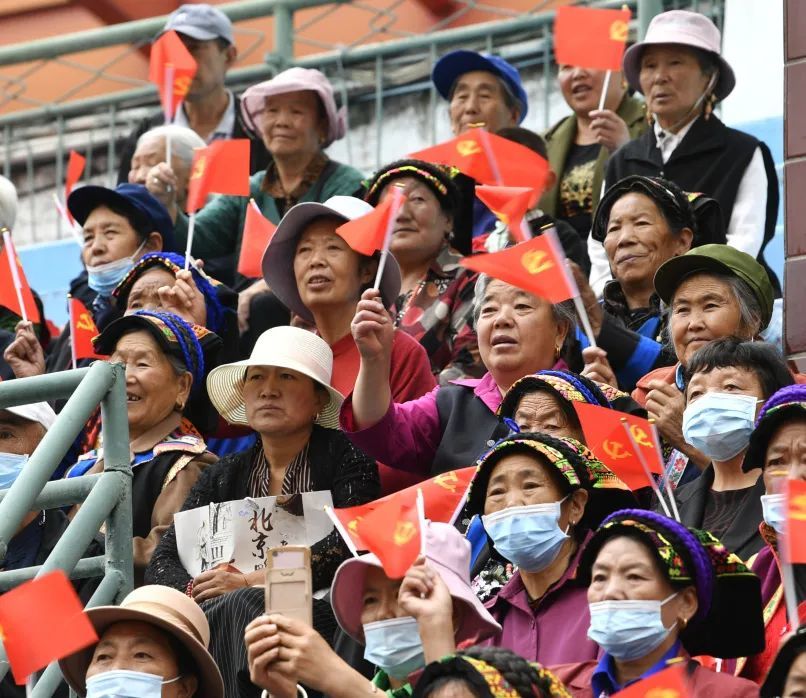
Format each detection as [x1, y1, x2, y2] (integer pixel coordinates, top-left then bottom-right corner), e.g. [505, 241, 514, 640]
[0, 238, 40, 323]
[148, 30, 198, 120]
[238, 201, 277, 278]
[612, 663, 689, 697]
[64, 150, 86, 225]
[409, 129, 549, 199]
[785, 479, 806, 564]
[475, 185, 536, 242]
[554, 6, 631, 72]
[357, 496, 421, 579]
[573, 403, 663, 490]
[185, 139, 251, 213]
[335, 192, 399, 257]
[0, 570, 98, 684]
[69, 297, 106, 361]
[460, 234, 575, 304]
[333, 467, 476, 552]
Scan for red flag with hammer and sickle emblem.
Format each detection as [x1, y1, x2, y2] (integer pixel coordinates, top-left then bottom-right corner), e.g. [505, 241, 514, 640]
[459, 233, 575, 304]
[356, 496, 421, 579]
[554, 5, 631, 72]
[784, 479, 806, 563]
[573, 402, 663, 490]
[331, 467, 476, 552]
[612, 664, 689, 698]
[148, 30, 198, 120]
[64, 150, 85, 224]
[475, 185, 536, 243]
[238, 201, 277, 278]
[185, 139, 251, 213]
[409, 129, 549, 197]
[69, 296, 106, 360]
[0, 240, 40, 323]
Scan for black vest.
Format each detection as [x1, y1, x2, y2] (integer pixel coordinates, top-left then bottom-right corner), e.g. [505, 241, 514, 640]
[432, 383, 509, 474]
[606, 116, 780, 294]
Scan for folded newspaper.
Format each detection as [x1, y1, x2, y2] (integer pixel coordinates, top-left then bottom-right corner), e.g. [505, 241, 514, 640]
[174, 491, 334, 576]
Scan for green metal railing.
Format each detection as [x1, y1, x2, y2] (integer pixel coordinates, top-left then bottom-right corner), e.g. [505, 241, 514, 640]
[0, 361, 132, 697]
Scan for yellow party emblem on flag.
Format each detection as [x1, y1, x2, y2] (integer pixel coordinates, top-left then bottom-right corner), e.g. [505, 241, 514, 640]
[790, 493, 806, 521]
[521, 249, 554, 275]
[630, 424, 652, 448]
[492, 210, 510, 227]
[347, 516, 363, 534]
[433, 471, 459, 493]
[191, 155, 206, 179]
[603, 439, 631, 461]
[456, 140, 482, 157]
[76, 312, 95, 332]
[645, 689, 681, 698]
[610, 19, 629, 42]
[393, 521, 417, 546]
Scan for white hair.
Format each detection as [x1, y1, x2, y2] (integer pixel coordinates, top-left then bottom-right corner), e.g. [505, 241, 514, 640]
[0, 175, 18, 231]
[137, 125, 206, 168]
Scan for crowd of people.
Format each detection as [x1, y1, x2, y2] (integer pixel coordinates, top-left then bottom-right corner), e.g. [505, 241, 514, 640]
[0, 4, 801, 697]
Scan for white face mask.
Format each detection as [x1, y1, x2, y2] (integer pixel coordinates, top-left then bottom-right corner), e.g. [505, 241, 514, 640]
[85, 669, 182, 698]
[86, 240, 147, 296]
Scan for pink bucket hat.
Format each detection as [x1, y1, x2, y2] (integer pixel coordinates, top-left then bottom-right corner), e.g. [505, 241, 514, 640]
[622, 10, 735, 101]
[330, 521, 501, 645]
[241, 67, 347, 147]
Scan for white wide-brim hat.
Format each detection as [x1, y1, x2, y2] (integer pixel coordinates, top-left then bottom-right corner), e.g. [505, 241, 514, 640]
[206, 325, 344, 429]
[262, 195, 402, 324]
[623, 10, 735, 101]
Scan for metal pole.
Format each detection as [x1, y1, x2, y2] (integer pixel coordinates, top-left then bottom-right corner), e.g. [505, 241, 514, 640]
[0, 367, 89, 406]
[0, 555, 105, 591]
[0, 473, 101, 509]
[272, 3, 294, 69]
[99, 363, 133, 601]
[0, 363, 111, 559]
[375, 54, 383, 171]
[637, 0, 664, 41]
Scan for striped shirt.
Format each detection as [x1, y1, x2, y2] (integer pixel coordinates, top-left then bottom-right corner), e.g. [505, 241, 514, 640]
[247, 442, 313, 498]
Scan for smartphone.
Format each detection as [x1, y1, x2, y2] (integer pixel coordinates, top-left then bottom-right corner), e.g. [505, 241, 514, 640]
[264, 545, 312, 626]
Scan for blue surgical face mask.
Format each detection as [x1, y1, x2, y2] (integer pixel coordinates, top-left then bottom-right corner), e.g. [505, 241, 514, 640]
[363, 616, 425, 680]
[682, 392, 758, 462]
[482, 499, 570, 573]
[86, 241, 147, 297]
[761, 493, 786, 534]
[588, 593, 678, 661]
[85, 669, 182, 698]
[0, 452, 28, 490]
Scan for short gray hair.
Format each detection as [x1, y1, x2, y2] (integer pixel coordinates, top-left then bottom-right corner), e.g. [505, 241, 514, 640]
[0, 175, 18, 230]
[137, 125, 206, 169]
[472, 273, 576, 331]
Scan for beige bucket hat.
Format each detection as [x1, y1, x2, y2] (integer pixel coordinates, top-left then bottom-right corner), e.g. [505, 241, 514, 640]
[59, 585, 224, 698]
[206, 325, 344, 429]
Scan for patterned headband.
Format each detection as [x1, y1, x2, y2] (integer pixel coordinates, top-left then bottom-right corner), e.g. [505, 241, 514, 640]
[365, 164, 451, 201]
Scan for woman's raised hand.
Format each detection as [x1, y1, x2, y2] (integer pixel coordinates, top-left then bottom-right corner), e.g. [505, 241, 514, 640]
[588, 109, 631, 153]
[581, 346, 618, 389]
[145, 162, 179, 220]
[4, 321, 46, 379]
[352, 288, 394, 365]
[244, 615, 300, 698]
[157, 270, 207, 326]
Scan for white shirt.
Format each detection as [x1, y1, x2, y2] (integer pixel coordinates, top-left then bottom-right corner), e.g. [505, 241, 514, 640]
[173, 90, 236, 143]
[587, 117, 770, 296]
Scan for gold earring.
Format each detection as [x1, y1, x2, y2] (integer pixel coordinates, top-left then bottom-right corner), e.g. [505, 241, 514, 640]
[704, 93, 716, 121]
[554, 344, 562, 359]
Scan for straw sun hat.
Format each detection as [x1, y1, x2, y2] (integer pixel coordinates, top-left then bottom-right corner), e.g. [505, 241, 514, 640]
[206, 325, 344, 429]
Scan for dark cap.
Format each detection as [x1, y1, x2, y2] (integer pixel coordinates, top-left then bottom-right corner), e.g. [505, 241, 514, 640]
[67, 184, 178, 253]
[653, 244, 774, 329]
[161, 3, 234, 44]
[432, 50, 528, 123]
[743, 384, 806, 472]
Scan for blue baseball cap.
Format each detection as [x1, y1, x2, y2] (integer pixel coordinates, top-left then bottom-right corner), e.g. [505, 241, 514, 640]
[161, 4, 234, 45]
[432, 50, 528, 123]
[68, 183, 178, 253]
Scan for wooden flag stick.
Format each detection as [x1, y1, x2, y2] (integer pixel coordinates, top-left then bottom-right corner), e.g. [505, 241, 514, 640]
[649, 421, 681, 522]
[164, 63, 175, 166]
[184, 212, 196, 271]
[598, 69, 612, 111]
[783, 480, 801, 629]
[621, 419, 671, 517]
[373, 187, 404, 290]
[416, 488, 427, 557]
[68, 294, 77, 370]
[2, 230, 27, 323]
[323, 505, 360, 558]
[477, 127, 503, 185]
[51, 193, 83, 245]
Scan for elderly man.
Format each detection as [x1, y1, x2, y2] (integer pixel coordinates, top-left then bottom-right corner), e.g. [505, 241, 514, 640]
[117, 3, 269, 182]
[128, 125, 205, 211]
[432, 49, 528, 135]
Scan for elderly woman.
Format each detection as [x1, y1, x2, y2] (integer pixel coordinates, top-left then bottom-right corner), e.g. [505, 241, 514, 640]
[244, 521, 501, 698]
[128, 125, 206, 211]
[363, 159, 480, 382]
[465, 432, 627, 666]
[146, 325, 379, 696]
[149, 67, 362, 293]
[629, 244, 783, 483]
[342, 273, 575, 478]
[761, 628, 806, 698]
[726, 385, 806, 684]
[552, 509, 763, 696]
[578, 176, 701, 392]
[668, 338, 794, 559]
[588, 10, 779, 295]
[60, 585, 224, 698]
[540, 64, 646, 240]
[67, 311, 221, 581]
[414, 647, 572, 698]
[264, 195, 436, 492]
